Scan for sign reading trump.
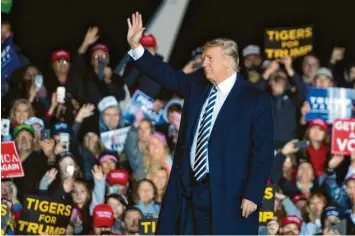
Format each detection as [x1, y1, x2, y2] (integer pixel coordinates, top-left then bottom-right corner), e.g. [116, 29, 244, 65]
[17, 195, 72, 235]
[332, 118, 355, 155]
[264, 25, 313, 59]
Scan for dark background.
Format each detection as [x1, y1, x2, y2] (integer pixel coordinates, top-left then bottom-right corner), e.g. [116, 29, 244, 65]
[3, 0, 355, 72]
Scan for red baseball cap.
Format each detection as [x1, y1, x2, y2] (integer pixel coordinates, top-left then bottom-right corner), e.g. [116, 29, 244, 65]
[107, 169, 129, 185]
[281, 215, 302, 229]
[292, 194, 307, 204]
[92, 43, 109, 53]
[93, 204, 114, 228]
[308, 119, 328, 132]
[52, 50, 70, 61]
[140, 34, 157, 47]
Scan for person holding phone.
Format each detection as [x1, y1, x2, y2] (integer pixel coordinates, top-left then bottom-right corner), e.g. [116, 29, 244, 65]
[261, 57, 308, 149]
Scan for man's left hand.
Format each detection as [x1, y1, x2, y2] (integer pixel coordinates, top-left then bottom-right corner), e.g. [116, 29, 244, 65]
[241, 199, 257, 218]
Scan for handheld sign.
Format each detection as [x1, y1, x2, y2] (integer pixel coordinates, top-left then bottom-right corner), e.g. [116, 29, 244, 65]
[100, 127, 131, 153]
[138, 219, 158, 235]
[122, 90, 166, 125]
[306, 87, 355, 124]
[331, 118, 355, 155]
[17, 195, 72, 235]
[259, 185, 275, 226]
[264, 25, 313, 59]
[1, 141, 25, 179]
[1, 201, 11, 235]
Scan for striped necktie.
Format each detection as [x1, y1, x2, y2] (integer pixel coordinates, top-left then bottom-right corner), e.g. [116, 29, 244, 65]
[193, 85, 218, 182]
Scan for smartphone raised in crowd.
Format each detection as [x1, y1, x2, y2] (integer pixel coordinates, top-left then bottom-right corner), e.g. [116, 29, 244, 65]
[59, 133, 70, 151]
[1, 119, 10, 136]
[41, 129, 51, 141]
[56, 87, 66, 104]
[34, 75, 43, 89]
[294, 140, 310, 149]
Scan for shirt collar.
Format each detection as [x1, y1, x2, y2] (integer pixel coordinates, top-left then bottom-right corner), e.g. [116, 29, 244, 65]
[215, 72, 237, 96]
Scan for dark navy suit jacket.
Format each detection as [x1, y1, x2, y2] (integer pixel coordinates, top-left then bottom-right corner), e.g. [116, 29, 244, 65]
[132, 49, 275, 235]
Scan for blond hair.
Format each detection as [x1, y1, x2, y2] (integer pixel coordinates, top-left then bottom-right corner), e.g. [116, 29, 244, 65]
[10, 99, 35, 124]
[203, 38, 240, 71]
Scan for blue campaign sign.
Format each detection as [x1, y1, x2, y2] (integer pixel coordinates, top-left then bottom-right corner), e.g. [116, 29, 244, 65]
[1, 36, 22, 80]
[122, 90, 166, 125]
[306, 87, 355, 124]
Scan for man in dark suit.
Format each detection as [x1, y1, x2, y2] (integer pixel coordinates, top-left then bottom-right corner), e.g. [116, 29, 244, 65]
[126, 12, 274, 235]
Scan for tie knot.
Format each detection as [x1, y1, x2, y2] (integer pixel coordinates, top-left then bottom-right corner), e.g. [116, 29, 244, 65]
[212, 85, 218, 93]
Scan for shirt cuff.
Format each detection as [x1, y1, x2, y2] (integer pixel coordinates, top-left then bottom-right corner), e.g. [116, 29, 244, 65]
[128, 44, 144, 60]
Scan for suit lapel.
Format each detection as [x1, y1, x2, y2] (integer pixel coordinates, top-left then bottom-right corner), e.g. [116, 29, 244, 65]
[186, 81, 212, 151]
[210, 75, 244, 138]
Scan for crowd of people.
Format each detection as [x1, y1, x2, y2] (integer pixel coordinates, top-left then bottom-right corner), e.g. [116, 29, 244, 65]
[1, 17, 355, 235]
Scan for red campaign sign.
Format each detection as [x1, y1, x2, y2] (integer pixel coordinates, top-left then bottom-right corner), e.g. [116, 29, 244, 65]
[331, 118, 355, 155]
[1, 141, 25, 179]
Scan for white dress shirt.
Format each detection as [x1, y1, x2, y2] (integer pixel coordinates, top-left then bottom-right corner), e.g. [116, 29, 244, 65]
[190, 73, 237, 172]
[128, 45, 237, 172]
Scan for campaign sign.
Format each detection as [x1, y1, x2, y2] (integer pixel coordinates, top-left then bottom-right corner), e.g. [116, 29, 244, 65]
[306, 87, 355, 124]
[17, 195, 72, 235]
[259, 185, 275, 226]
[139, 219, 158, 235]
[1, 201, 11, 235]
[100, 126, 131, 153]
[1, 141, 25, 179]
[331, 118, 355, 155]
[122, 90, 165, 125]
[1, 36, 22, 80]
[264, 25, 313, 59]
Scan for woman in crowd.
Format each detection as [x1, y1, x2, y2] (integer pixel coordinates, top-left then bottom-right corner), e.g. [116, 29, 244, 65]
[133, 179, 161, 218]
[125, 115, 155, 180]
[147, 166, 169, 204]
[106, 194, 128, 234]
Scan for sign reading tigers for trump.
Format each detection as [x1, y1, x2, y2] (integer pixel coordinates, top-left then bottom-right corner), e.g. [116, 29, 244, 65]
[17, 195, 72, 235]
[264, 25, 313, 59]
[259, 184, 275, 225]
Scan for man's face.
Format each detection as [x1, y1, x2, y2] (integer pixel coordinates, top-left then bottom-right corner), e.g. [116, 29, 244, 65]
[138, 121, 152, 142]
[297, 162, 314, 183]
[15, 131, 34, 154]
[1, 23, 11, 43]
[93, 226, 112, 235]
[124, 210, 142, 234]
[103, 107, 120, 130]
[168, 111, 181, 130]
[243, 54, 261, 69]
[269, 71, 287, 95]
[15, 103, 30, 124]
[309, 196, 325, 217]
[118, 184, 128, 196]
[314, 75, 333, 88]
[202, 46, 230, 83]
[53, 59, 70, 75]
[302, 55, 319, 78]
[91, 50, 109, 68]
[282, 223, 300, 235]
[324, 215, 340, 229]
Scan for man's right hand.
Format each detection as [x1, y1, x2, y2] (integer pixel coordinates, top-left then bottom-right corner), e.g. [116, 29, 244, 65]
[127, 12, 145, 49]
